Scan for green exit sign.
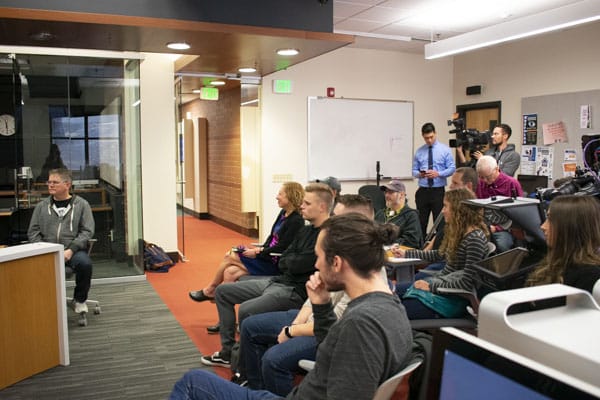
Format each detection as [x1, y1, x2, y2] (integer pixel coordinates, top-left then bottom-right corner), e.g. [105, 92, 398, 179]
[273, 79, 292, 94]
[200, 87, 219, 100]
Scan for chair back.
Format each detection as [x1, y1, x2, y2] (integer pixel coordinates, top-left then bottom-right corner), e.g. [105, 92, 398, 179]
[373, 360, 423, 400]
[358, 185, 386, 214]
[8, 207, 34, 245]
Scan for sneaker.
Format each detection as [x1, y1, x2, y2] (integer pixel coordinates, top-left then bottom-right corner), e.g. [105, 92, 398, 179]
[74, 301, 88, 314]
[200, 352, 231, 368]
[231, 372, 248, 387]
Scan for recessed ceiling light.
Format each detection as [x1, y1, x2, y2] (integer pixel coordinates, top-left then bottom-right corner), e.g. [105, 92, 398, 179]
[276, 48, 299, 56]
[238, 67, 257, 73]
[167, 42, 191, 50]
[192, 89, 201, 94]
[210, 80, 226, 86]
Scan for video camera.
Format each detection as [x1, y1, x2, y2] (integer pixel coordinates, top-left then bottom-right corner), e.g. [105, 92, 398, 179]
[447, 117, 492, 154]
[536, 167, 600, 201]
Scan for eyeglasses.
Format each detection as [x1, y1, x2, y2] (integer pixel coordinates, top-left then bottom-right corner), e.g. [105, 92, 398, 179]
[46, 180, 66, 186]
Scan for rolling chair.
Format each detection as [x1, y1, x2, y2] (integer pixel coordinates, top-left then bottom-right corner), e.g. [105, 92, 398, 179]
[358, 185, 386, 215]
[65, 238, 101, 326]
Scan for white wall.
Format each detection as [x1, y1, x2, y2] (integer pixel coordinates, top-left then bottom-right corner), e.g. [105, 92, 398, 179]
[140, 53, 178, 251]
[452, 22, 600, 170]
[259, 47, 454, 239]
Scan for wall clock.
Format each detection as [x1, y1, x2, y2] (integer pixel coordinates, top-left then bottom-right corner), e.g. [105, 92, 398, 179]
[0, 114, 16, 136]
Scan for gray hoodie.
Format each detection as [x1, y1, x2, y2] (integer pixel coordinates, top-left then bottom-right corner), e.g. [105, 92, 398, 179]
[28, 195, 95, 253]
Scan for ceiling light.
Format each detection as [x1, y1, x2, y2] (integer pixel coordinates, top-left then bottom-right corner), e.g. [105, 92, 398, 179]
[276, 48, 299, 56]
[334, 30, 411, 42]
[192, 89, 201, 94]
[238, 67, 257, 73]
[210, 80, 226, 86]
[167, 42, 191, 50]
[425, 0, 600, 59]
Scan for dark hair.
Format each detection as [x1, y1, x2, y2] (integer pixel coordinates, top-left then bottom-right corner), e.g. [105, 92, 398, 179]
[305, 182, 334, 212]
[320, 213, 398, 278]
[455, 167, 478, 190]
[527, 196, 600, 286]
[495, 123, 512, 139]
[421, 122, 436, 135]
[48, 168, 72, 183]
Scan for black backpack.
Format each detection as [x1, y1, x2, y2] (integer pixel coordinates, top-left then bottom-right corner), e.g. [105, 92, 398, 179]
[143, 241, 175, 272]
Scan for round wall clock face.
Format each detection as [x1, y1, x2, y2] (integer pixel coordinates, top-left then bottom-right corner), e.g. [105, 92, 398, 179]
[0, 114, 16, 136]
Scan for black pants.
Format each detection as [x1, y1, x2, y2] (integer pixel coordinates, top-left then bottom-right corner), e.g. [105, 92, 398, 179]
[415, 186, 445, 236]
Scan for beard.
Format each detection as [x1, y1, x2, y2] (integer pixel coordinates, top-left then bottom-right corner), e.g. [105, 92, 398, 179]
[320, 269, 345, 292]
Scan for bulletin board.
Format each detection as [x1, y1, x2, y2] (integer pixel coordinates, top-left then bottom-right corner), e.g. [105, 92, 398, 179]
[521, 89, 600, 182]
[307, 97, 414, 181]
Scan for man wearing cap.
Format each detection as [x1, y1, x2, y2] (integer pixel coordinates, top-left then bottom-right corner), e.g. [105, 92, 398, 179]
[316, 176, 341, 214]
[413, 122, 456, 235]
[375, 179, 423, 249]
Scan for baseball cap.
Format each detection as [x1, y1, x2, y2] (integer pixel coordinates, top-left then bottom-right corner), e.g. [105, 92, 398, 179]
[380, 179, 406, 193]
[316, 176, 341, 193]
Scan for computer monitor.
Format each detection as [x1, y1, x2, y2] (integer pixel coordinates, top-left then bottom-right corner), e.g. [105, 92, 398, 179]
[426, 327, 600, 400]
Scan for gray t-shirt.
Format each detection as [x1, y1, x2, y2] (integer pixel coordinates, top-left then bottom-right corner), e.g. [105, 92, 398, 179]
[287, 292, 413, 400]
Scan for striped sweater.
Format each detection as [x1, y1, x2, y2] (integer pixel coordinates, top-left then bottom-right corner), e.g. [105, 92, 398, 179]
[406, 229, 488, 293]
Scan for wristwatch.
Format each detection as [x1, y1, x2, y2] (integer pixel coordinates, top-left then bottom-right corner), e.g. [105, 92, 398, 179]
[284, 325, 293, 339]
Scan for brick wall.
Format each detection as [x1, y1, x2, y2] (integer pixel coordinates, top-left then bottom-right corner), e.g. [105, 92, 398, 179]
[182, 86, 257, 236]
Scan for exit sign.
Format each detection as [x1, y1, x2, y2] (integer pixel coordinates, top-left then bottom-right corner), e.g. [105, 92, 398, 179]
[200, 87, 219, 100]
[273, 79, 292, 94]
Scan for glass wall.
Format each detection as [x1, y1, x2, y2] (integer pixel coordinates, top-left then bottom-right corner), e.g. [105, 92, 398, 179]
[0, 51, 144, 279]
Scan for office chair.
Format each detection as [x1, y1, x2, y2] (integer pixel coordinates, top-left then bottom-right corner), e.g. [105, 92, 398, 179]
[8, 207, 34, 245]
[358, 185, 386, 215]
[66, 238, 101, 326]
[298, 356, 423, 400]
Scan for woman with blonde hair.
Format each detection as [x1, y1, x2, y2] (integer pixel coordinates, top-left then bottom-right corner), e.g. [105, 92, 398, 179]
[393, 188, 489, 319]
[526, 195, 600, 293]
[189, 182, 305, 303]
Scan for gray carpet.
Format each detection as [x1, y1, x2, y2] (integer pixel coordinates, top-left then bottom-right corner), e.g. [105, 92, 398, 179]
[1, 281, 208, 400]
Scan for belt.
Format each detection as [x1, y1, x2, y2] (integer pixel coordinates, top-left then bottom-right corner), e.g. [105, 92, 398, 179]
[418, 186, 445, 190]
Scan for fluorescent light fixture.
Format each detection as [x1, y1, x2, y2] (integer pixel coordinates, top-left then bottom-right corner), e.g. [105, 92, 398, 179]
[131, 99, 141, 107]
[167, 42, 190, 50]
[192, 89, 201, 93]
[239, 67, 257, 73]
[334, 30, 411, 42]
[425, 0, 600, 59]
[210, 80, 226, 86]
[276, 48, 299, 56]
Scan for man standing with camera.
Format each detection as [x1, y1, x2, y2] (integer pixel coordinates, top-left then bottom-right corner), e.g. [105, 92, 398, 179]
[459, 123, 520, 176]
[412, 122, 456, 236]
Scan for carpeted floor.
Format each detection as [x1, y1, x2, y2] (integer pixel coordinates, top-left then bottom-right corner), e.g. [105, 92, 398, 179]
[146, 216, 256, 381]
[1, 281, 204, 400]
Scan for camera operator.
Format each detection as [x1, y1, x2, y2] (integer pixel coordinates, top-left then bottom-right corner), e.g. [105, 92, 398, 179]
[457, 123, 520, 176]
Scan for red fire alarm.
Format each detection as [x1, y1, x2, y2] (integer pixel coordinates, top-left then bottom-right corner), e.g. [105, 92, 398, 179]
[327, 87, 335, 97]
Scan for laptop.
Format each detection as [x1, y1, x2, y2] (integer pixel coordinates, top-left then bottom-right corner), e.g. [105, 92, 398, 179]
[473, 247, 534, 291]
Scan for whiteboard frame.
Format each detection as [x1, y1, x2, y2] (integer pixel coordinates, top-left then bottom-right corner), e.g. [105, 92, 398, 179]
[307, 96, 414, 181]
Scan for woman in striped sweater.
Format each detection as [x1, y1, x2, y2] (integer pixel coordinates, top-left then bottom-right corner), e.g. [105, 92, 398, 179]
[392, 188, 489, 319]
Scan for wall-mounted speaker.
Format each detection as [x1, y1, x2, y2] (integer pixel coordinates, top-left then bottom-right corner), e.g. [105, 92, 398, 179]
[466, 85, 482, 96]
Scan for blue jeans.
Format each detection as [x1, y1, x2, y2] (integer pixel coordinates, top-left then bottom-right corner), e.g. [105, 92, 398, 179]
[68, 250, 93, 303]
[169, 370, 283, 400]
[492, 231, 513, 253]
[240, 310, 317, 396]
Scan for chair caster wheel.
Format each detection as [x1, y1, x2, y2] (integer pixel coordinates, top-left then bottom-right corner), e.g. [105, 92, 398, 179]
[94, 306, 101, 315]
[78, 312, 88, 326]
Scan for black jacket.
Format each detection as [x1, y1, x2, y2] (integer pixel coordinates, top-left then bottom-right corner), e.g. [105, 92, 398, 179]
[257, 210, 304, 262]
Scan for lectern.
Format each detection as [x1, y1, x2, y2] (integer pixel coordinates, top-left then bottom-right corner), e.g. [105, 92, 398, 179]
[0, 243, 69, 389]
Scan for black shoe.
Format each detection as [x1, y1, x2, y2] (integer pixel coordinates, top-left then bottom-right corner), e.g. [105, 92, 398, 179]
[207, 323, 220, 334]
[189, 290, 214, 302]
[200, 352, 231, 368]
[231, 372, 248, 387]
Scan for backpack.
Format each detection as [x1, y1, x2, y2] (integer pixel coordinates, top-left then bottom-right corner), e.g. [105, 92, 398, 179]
[143, 241, 175, 272]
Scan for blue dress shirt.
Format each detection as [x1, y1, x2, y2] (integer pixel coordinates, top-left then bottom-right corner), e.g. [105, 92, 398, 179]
[412, 141, 456, 187]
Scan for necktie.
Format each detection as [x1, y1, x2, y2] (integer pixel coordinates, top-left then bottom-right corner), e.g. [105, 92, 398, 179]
[428, 145, 434, 187]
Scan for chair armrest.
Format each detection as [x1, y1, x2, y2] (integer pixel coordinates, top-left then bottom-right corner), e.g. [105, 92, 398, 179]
[436, 287, 480, 316]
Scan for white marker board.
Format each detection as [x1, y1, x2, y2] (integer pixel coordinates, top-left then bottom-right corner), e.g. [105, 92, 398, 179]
[308, 97, 413, 180]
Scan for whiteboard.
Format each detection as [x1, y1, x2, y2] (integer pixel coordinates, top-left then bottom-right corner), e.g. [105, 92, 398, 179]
[308, 97, 413, 180]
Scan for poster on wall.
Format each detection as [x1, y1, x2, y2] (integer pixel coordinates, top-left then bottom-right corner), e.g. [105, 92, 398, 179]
[521, 145, 554, 179]
[542, 121, 568, 145]
[522, 114, 537, 145]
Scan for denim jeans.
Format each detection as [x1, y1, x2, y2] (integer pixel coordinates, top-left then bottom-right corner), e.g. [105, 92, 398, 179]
[169, 370, 283, 400]
[240, 310, 317, 396]
[68, 250, 93, 303]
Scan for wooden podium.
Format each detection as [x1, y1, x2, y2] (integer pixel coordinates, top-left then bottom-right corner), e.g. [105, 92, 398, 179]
[0, 243, 69, 389]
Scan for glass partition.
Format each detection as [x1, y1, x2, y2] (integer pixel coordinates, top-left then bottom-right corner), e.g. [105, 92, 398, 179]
[0, 51, 144, 279]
